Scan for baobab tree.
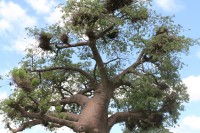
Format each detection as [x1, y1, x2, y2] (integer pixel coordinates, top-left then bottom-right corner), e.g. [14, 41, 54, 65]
[0, 0, 194, 133]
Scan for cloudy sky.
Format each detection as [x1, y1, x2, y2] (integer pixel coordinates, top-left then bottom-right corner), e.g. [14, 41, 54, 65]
[0, 0, 200, 133]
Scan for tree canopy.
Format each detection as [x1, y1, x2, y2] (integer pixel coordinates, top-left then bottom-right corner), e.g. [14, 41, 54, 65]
[0, 0, 195, 133]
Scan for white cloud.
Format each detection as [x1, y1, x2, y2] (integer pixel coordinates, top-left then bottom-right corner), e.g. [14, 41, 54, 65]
[170, 115, 200, 133]
[0, 92, 8, 100]
[25, 0, 56, 14]
[0, 128, 9, 133]
[0, 0, 37, 33]
[0, 0, 65, 54]
[3, 35, 37, 54]
[45, 7, 64, 25]
[0, 0, 38, 55]
[182, 116, 200, 130]
[0, 19, 11, 32]
[183, 75, 200, 102]
[154, 0, 185, 12]
[0, 118, 9, 133]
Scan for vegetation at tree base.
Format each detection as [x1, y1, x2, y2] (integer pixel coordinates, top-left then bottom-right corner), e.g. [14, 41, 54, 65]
[0, 0, 196, 133]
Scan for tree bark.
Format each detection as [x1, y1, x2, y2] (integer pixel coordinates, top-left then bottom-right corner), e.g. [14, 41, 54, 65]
[78, 83, 114, 133]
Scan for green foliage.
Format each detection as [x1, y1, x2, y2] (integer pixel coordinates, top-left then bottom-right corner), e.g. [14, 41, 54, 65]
[31, 78, 40, 87]
[11, 68, 41, 92]
[55, 105, 62, 112]
[0, 90, 32, 124]
[0, 0, 196, 132]
[39, 97, 51, 113]
[12, 68, 27, 79]
[11, 68, 33, 92]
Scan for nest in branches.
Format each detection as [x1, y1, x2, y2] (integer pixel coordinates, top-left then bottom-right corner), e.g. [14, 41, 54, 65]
[60, 33, 69, 44]
[12, 74, 33, 92]
[154, 26, 181, 52]
[104, 0, 133, 13]
[161, 92, 178, 114]
[125, 113, 164, 131]
[156, 26, 168, 36]
[39, 32, 52, 51]
[72, 12, 98, 27]
[138, 113, 164, 129]
[11, 68, 34, 92]
[106, 30, 119, 39]
[126, 120, 136, 131]
[148, 113, 163, 127]
[145, 26, 170, 55]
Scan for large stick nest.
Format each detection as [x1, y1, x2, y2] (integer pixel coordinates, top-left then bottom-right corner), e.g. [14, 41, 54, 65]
[72, 12, 98, 27]
[39, 32, 52, 51]
[106, 29, 119, 39]
[156, 26, 169, 36]
[60, 33, 69, 44]
[104, 0, 133, 13]
[12, 73, 33, 92]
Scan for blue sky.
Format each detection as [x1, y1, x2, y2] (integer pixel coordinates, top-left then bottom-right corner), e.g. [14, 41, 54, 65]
[0, 0, 200, 133]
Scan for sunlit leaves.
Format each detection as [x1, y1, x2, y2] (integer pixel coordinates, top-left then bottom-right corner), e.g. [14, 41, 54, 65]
[0, 0, 196, 132]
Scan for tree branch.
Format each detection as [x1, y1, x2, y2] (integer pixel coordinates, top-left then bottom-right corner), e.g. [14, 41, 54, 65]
[48, 112, 79, 122]
[12, 104, 86, 132]
[115, 80, 132, 88]
[89, 41, 108, 82]
[114, 50, 144, 82]
[96, 25, 114, 39]
[31, 66, 96, 83]
[108, 111, 164, 131]
[7, 120, 42, 133]
[49, 94, 90, 108]
[78, 87, 94, 95]
[56, 41, 89, 49]
[108, 112, 143, 131]
[104, 57, 121, 65]
[84, 25, 116, 82]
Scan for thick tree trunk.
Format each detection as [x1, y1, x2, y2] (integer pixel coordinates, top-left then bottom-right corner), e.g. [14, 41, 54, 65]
[78, 83, 113, 133]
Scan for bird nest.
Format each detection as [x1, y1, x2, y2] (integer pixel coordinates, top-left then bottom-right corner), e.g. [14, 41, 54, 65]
[104, 0, 133, 13]
[39, 32, 52, 51]
[72, 12, 98, 27]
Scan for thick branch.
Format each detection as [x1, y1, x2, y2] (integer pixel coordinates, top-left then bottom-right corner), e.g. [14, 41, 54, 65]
[108, 112, 143, 130]
[47, 112, 79, 122]
[108, 111, 164, 131]
[89, 42, 108, 81]
[56, 41, 89, 49]
[85, 25, 116, 82]
[13, 104, 86, 132]
[7, 120, 42, 133]
[31, 66, 95, 83]
[108, 112, 144, 129]
[49, 94, 90, 108]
